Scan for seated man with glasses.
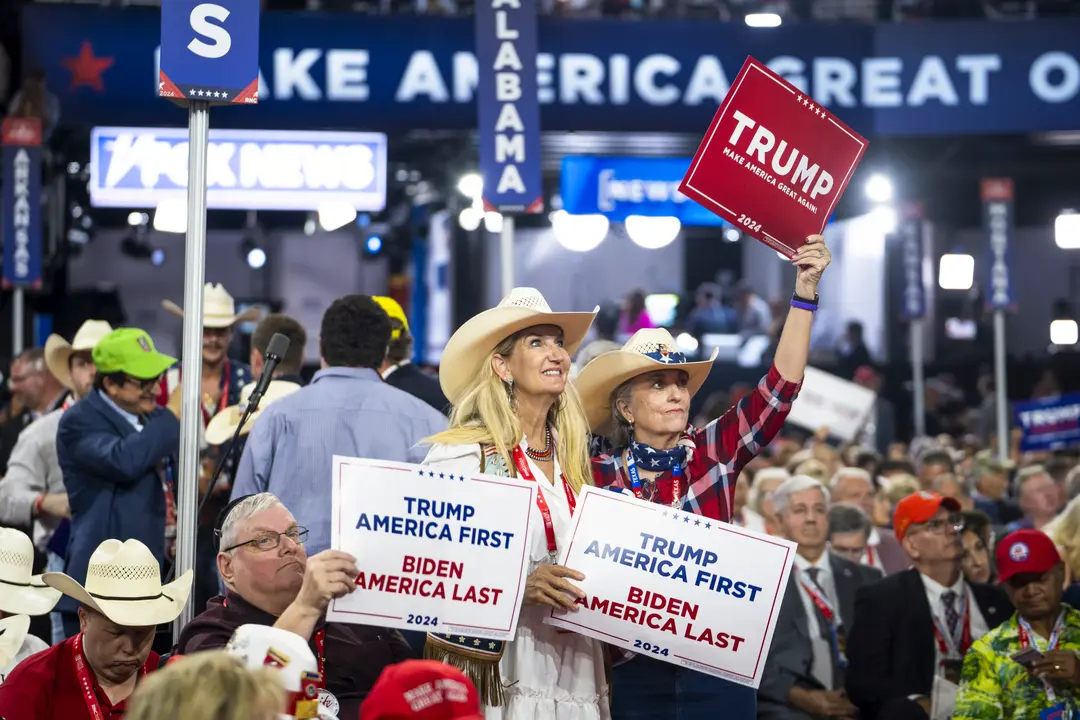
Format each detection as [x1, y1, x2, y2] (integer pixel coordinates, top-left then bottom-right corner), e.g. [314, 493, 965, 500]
[845, 491, 1013, 720]
[175, 493, 413, 718]
[55, 328, 181, 640]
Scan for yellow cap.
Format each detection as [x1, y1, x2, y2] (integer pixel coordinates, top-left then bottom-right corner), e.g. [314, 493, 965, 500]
[373, 296, 409, 340]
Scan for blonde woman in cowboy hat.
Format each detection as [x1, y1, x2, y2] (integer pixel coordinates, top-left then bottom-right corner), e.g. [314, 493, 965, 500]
[422, 287, 609, 720]
[0, 537, 192, 719]
[576, 234, 830, 720]
[0, 528, 61, 675]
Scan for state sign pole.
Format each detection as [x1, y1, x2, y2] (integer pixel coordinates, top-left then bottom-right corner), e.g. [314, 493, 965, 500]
[911, 319, 925, 438]
[175, 98, 210, 632]
[993, 309, 1008, 462]
[500, 217, 515, 296]
[11, 289, 23, 356]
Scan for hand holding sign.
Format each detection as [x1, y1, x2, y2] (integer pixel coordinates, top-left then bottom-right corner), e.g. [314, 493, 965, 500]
[790, 234, 831, 298]
[296, 550, 360, 613]
[525, 564, 585, 612]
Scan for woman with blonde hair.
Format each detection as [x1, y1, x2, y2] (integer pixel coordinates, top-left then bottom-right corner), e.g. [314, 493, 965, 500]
[125, 651, 284, 720]
[422, 287, 607, 720]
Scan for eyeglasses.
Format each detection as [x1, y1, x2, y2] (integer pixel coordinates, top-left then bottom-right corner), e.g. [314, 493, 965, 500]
[914, 515, 965, 535]
[830, 545, 867, 562]
[223, 527, 308, 553]
[122, 375, 161, 391]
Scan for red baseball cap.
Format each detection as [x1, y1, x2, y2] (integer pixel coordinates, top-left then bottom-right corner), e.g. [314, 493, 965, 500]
[359, 661, 483, 720]
[892, 491, 962, 542]
[996, 529, 1062, 584]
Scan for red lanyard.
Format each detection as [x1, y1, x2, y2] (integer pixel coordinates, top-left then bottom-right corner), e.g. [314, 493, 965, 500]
[931, 590, 972, 660]
[313, 627, 326, 679]
[73, 633, 148, 720]
[510, 446, 576, 555]
[1019, 610, 1066, 702]
[623, 449, 682, 508]
[799, 573, 839, 626]
[865, 545, 876, 568]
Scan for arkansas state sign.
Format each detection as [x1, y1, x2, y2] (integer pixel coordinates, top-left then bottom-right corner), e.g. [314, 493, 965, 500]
[680, 57, 868, 257]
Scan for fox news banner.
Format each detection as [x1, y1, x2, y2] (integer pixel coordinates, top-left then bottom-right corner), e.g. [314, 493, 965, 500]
[680, 57, 867, 257]
[328, 457, 536, 641]
[158, 0, 261, 635]
[1015, 394, 1080, 453]
[545, 487, 796, 687]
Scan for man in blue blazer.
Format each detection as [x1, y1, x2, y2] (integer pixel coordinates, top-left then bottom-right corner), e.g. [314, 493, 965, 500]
[55, 328, 180, 638]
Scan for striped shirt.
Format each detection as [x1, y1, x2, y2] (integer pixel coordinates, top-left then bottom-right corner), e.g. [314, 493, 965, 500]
[591, 363, 800, 522]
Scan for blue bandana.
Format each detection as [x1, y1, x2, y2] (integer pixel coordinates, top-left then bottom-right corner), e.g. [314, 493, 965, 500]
[629, 439, 688, 473]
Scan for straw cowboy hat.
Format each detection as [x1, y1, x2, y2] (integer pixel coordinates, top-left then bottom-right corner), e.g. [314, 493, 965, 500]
[0, 528, 61, 616]
[43, 539, 193, 626]
[0, 614, 30, 669]
[575, 328, 719, 434]
[439, 287, 598, 405]
[205, 380, 302, 446]
[162, 283, 262, 328]
[43, 320, 114, 391]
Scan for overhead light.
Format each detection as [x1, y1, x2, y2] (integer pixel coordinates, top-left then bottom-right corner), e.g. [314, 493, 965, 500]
[745, 12, 781, 27]
[458, 206, 483, 231]
[240, 238, 266, 269]
[126, 211, 148, 226]
[625, 215, 681, 249]
[318, 202, 357, 232]
[551, 210, 609, 252]
[457, 173, 483, 201]
[365, 234, 383, 254]
[150, 248, 166, 267]
[1056, 211, 1080, 249]
[865, 174, 894, 203]
[483, 211, 504, 233]
[675, 332, 699, 354]
[153, 199, 186, 234]
[938, 253, 974, 290]
[869, 205, 897, 235]
[1051, 319, 1078, 345]
[723, 227, 741, 242]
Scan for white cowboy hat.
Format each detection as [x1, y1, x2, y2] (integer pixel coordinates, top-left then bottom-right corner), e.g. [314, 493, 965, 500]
[575, 328, 719, 434]
[438, 287, 598, 405]
[43, 539, 193, 627]
[0, 614, 30, 669]
[43, 320, 114, 391]
[162, 283, 262, 329]
[0, 528, 61, 616]
[205, 380, 302, 446]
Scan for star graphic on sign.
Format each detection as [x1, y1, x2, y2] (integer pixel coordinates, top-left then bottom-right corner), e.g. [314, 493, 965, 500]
[458, 636, 465, 642]
[473, 639, 481, 646]
[61, 41, 115, 92]
[489, 642, 497, 649]
[694, 518, 701, 526]
[802, 97, 809, 107]
[661, 511, 669, 519]
[796, 95, 802, 103]
[705, 522, 712, 529]
[683, 516, 690, 524]
[439, 473, 445, 479]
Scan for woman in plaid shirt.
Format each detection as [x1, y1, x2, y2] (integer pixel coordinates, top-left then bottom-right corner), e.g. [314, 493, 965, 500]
[575, 234, 830, 719]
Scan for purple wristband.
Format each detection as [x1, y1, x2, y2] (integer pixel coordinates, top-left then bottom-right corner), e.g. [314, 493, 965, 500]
[791, 299, 818, 312]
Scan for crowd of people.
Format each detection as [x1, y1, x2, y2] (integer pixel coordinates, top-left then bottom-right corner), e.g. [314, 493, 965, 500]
[0, 230, 1072, 719]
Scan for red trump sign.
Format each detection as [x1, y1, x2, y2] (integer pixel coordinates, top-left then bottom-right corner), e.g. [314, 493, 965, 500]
[680, 57, 868, 257]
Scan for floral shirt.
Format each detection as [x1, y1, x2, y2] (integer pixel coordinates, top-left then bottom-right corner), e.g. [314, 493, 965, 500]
[954, 605, 1080, 720]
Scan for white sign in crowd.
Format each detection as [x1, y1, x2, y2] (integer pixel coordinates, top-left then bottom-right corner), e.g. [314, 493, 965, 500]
[330, 459, 795, 687]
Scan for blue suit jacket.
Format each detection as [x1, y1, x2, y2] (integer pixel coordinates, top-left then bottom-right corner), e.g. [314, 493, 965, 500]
[55, 392, 180, 613]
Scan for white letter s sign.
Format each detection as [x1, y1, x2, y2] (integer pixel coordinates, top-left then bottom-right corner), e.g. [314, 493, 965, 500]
[187, 3, 232, 59]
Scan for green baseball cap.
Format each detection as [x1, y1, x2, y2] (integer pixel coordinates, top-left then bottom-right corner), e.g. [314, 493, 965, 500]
[92, 328, 177, 380]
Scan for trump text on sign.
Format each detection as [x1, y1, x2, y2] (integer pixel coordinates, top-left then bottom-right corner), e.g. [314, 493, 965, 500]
[328, 458, 535, 640]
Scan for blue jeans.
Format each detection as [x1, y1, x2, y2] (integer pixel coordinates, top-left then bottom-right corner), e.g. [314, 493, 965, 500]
[612, 655, 757, 720]
[47, 551, 66, 645]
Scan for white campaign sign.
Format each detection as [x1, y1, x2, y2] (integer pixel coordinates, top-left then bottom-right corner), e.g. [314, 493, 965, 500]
[328, 456, 536, 640]
[786, 366, 877, 441]
[545, 487, 796, 688]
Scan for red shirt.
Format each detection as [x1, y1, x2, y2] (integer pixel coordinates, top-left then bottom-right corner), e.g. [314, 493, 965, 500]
[0, 635, 158, 720]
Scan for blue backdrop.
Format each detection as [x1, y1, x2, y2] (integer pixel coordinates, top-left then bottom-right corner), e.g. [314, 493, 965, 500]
[24, 5, 1080, 136]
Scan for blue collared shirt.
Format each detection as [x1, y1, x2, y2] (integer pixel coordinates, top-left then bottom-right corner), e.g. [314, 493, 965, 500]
[231, 366, 448, 554]
[97, 390, 142, 431]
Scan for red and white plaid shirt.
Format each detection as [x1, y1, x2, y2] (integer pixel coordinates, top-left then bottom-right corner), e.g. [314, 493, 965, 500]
[590, 363, 801, 523]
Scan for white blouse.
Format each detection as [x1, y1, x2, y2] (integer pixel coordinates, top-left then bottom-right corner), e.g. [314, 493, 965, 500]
[423, 440, 611, 720]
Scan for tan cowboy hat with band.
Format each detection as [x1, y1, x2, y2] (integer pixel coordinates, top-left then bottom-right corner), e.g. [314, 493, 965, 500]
[162, 282, 262, 328]
[439, 287, 599, 405]
[205, 379, 302, 446]
[575, 328, 719, 434]
[0, 528, 61, 616]
[43, 320, 114, 391]
[43, 538, 193, 626]
[0, 614, 30, 669]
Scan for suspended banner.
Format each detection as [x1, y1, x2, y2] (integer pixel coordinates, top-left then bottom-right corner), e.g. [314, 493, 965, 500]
[89, 126, 388, 211]
[1015, 394, 1080, 452]
[899, 201, 926, 320]
[981, 178, 1014, 310]
[476, 0, 542, 213]
[1, 118, 44, 289]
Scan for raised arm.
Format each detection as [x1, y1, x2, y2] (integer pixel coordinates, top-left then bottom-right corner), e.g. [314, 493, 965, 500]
[773, 234, 830, 384]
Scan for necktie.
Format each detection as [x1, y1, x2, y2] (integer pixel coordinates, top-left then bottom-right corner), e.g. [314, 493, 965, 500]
[807, 567, 825, 592]
[942, 590, 960, 639]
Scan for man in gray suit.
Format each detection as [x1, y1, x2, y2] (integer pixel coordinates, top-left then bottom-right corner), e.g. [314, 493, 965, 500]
[758, 476, 883, 719]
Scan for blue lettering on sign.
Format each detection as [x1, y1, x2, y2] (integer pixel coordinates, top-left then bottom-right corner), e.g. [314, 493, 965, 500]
[899, 212, 925, 321]
[1015, 394, 1080, 452]
[982, 179, 1014, 310]
[88, 126, 387, 211]
[159, 0, 261, 104]
[27, 6, 1080, 135]
[476, 0, 543, 213]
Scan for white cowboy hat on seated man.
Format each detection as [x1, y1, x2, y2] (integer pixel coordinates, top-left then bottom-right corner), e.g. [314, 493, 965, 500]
[43, 538, 193, 626]
[0, 528, 61, 617]
[438, 287, 599, 405]
[162, 282, 262, 329]
[43, 320, 114, 392]
[0, 615, 31, 673]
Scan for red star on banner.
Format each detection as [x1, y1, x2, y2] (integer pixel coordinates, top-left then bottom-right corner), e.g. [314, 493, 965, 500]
[61, 41, 114, 92]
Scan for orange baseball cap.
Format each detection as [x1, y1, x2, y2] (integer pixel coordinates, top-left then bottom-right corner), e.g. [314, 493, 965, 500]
[892, 491, 962, 542]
